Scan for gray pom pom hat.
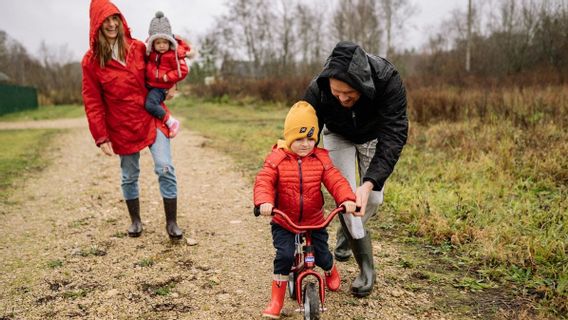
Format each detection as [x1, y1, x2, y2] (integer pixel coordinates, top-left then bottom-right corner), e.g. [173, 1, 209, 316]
[146, 11, 178, 55]
[146, 11, 182, 77]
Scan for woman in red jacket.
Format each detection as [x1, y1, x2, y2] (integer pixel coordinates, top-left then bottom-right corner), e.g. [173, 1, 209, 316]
[82, 0, 182, 240]
[253, 101, 361, 319]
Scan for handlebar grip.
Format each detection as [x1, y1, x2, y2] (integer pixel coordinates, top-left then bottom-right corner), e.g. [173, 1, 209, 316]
[253, 206, 261, 217]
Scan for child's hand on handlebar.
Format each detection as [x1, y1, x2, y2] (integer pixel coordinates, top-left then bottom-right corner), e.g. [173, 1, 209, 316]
[259, 203, 274, 216]
[341, 201, 359, 215]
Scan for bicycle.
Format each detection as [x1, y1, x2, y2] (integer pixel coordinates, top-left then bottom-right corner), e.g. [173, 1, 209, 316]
[254, 205, 347, 320]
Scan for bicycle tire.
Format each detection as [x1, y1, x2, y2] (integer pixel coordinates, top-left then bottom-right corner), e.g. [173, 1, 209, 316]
[288, 271, 297, 300]
[303, 282, 320, 320]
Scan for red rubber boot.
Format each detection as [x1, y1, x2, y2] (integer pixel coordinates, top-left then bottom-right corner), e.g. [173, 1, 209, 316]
[325, 264, 341, 291]
[262, 278, 288, 319]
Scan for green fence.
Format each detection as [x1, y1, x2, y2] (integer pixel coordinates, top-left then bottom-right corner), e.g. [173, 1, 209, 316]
[0, 84, 38, 116]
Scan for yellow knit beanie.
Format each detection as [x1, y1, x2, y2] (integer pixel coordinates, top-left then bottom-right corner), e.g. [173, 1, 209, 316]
[284, 101, 319, 149]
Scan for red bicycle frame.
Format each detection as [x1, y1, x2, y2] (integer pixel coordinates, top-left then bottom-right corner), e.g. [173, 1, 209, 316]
[271, 206, 345, 310]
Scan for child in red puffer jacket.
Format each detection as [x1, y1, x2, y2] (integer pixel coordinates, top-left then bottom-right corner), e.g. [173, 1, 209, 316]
[253, 101, 362, 319]
[145, 11, 190, 138]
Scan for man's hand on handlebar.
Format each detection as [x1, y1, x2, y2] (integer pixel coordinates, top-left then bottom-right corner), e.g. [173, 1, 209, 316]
[341, 201, 362, 216]
[259, 203, 274, 216]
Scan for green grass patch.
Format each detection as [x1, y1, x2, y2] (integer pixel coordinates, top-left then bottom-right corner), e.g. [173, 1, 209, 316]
[46, 259, 64, 269]
[135, 258, 155, 268]
[63, 289, 87, 300]
[77, 245, 107, 257]
[154, 285, 172, 296]
[112, 231, 127, 238]
[0, 105, 84, 121]
[169, 96, 567, 316]
[168, 97, 288, 178]
[0, 129, 60, 200]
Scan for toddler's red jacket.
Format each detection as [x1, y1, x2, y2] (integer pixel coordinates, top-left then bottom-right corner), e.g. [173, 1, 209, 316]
[146, 38, 190, 89]
[254, 144, 355, 233]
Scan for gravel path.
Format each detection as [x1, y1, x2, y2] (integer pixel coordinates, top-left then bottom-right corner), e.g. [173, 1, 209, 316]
[0, 118, 457, 319]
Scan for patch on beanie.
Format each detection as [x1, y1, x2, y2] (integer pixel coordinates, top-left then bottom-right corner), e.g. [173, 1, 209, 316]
[299, 127, 307, 133]
[307, 127, 314, 138]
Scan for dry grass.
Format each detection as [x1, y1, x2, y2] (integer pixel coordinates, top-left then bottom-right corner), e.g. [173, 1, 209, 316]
[390, 114, 567, 314]
[407, 85, 568, 128]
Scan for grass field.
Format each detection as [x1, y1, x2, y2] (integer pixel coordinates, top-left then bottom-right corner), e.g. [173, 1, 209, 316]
[0, 104, 83, 121]
[0, 129, 60, 201]
[170, 96, 567, 316]
[169, 98, 289, 175]
[0, 105, 82, 200]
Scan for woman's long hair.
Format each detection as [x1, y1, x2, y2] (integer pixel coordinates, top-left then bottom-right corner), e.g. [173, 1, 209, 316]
[95, 15, 126, 68]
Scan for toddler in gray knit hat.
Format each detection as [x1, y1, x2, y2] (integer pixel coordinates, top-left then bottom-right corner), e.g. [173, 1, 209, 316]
[144, 11, 191, 138]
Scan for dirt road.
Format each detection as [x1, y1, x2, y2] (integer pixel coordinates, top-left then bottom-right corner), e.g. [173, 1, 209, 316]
[0, 119, 458, 319]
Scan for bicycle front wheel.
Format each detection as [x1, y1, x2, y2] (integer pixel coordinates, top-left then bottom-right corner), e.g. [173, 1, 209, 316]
[303, 282, 320, 320]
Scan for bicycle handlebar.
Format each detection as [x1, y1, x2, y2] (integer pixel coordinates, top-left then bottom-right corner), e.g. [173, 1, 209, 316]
[253, 206, 346, 231]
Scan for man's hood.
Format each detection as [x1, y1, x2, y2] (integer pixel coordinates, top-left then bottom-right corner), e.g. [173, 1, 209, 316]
[316, 41, 376, 100]
[88, 0, 132, 51]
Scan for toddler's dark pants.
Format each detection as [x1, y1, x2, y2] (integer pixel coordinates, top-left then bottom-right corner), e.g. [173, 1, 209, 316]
[145, 87, 167, 120]
[271, 223, 333, 275]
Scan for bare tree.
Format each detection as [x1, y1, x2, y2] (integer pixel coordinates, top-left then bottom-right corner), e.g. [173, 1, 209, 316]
[274, 0, 296, 72]
[379, 0, 419, 57]
[331, 0, 382, 55]
[466, 0, 473, 72]
[294, 1, 334, 67]
[534, 0, 568, 82]
[37, 41, 81, 104]
[216, 0, 275, 68]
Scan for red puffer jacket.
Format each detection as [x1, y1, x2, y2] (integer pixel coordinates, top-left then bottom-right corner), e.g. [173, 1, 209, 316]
[146, 38, 190, 89]
[254, 144, 355, 233]
[82, 0, 169, 155]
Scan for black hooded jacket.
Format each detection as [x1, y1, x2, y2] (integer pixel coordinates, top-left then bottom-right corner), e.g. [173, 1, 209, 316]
[303, 41, 408, 191]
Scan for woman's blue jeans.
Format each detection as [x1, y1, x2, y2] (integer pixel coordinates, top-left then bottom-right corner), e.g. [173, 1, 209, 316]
[119, 129, 177, 200]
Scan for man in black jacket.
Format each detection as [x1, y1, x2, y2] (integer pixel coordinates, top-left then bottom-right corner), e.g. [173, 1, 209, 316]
[303, 41, 408, 297]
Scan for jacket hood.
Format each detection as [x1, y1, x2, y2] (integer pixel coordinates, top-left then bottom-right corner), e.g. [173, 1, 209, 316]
[88, 0, 132, 51]
[317, 41, 376, 100]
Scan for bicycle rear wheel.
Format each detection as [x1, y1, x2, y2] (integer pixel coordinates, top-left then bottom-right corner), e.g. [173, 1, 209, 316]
[303, 282, 320, 320]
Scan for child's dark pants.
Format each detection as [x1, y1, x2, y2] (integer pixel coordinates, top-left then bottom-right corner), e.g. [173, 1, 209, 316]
[271, 223, 333, 275]
[145, 87, 167, 120]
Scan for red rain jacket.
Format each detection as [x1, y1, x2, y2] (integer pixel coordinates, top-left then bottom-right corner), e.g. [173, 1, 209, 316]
[82, 0, 170, 155]
[146, 38, 190, 89]
[254, 145, 356, 233]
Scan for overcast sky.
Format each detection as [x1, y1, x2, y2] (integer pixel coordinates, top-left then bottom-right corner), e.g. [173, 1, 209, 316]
[0, 0, 468, 61]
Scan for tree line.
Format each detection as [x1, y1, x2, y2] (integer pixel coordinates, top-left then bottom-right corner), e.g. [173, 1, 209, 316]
[191, 0, 567, 95]
[1, 0, 567, 106]
[410, 0, 568, 86]
[0, 31, 82, 105]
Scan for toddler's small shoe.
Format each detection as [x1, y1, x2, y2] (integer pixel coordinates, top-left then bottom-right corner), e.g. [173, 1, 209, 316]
[168, 119, 180, 138]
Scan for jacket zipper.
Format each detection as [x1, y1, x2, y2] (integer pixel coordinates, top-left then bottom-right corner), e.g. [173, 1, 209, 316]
[154, 54, 161, 79]
[298, 159, 304, 222]
[351, 110, 357, 128]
